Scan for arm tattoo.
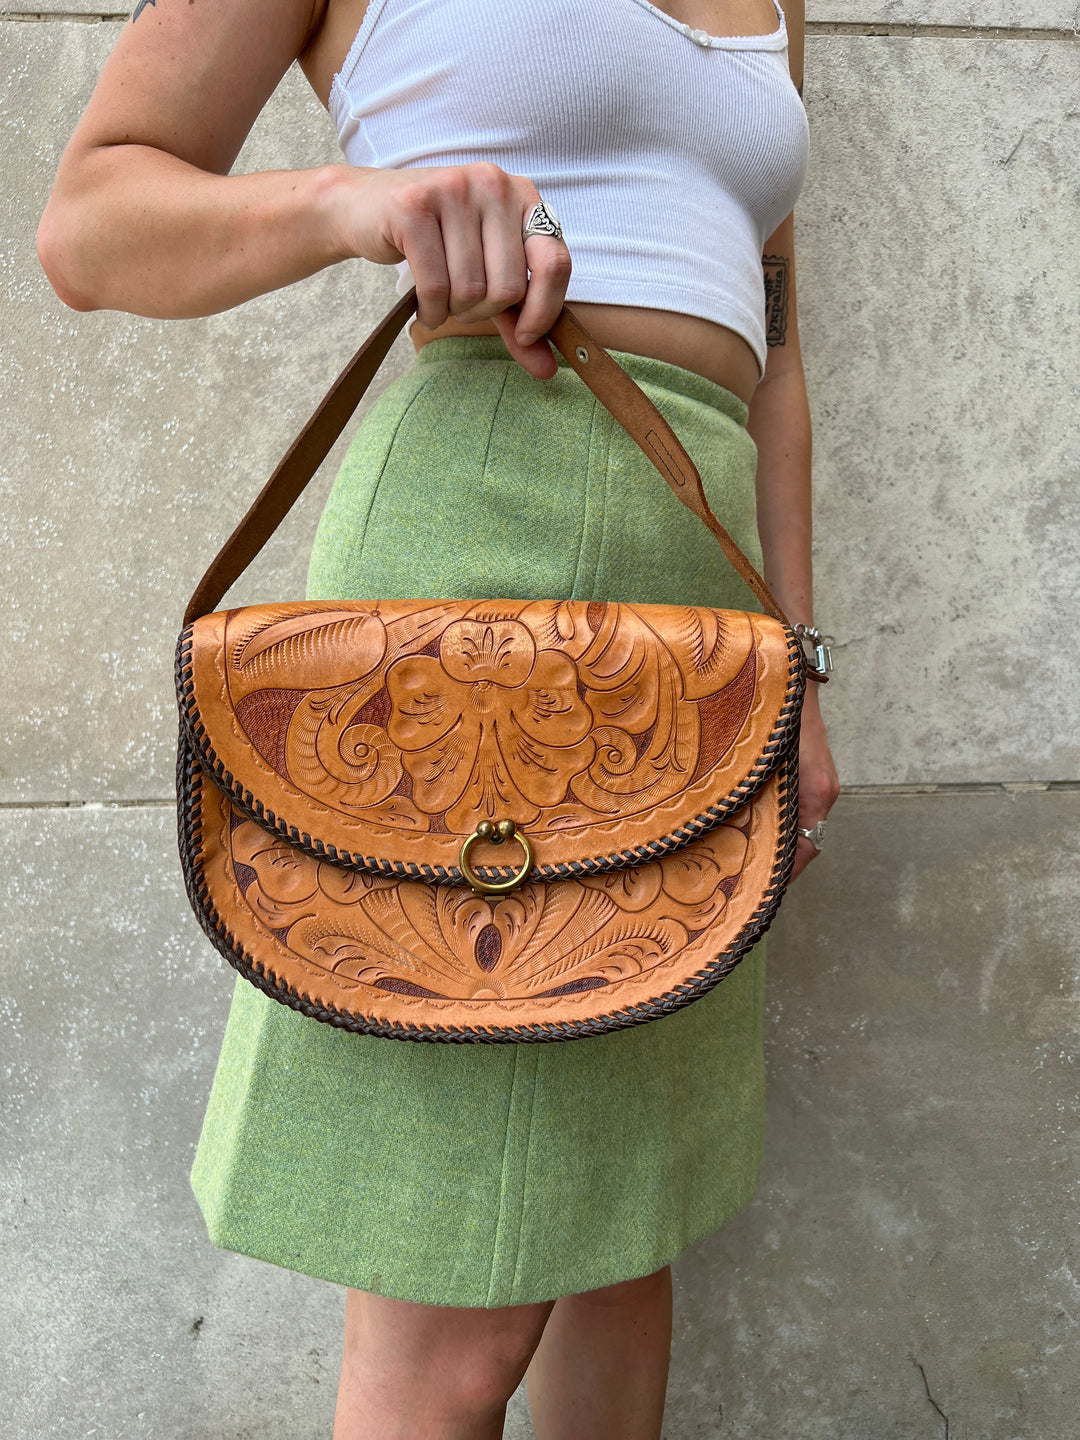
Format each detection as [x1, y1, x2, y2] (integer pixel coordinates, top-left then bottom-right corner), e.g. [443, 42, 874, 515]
[132, 0, 156, 20]
[762, 254, 790, 348]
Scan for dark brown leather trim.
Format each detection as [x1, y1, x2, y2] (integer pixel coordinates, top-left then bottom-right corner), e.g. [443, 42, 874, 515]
[176, 730, 799, 1044]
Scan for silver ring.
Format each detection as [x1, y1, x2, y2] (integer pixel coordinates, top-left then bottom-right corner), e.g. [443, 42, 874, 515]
[798, 819, 828, 851]
[522, 200, 564, 242]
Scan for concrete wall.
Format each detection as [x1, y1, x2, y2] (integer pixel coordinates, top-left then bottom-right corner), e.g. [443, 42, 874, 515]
[2, 6, 1078, 1437]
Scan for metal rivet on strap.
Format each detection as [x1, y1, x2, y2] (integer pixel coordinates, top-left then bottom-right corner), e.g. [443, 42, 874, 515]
[575, 346, 589, 363]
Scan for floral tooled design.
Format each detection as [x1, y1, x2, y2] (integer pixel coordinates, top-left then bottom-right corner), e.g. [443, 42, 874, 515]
[579, 821, 750, 933]
[224, 797, 756, 1003]
[200, 601, 777, 871]
[287, 692, 403, 808]
[386, 619, 595, 834]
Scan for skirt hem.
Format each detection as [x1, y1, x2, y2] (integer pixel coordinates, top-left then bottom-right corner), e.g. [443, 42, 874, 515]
[193, 1164, 762, 1309]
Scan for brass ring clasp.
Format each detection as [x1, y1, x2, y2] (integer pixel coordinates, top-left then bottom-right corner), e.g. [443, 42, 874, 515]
[459, 819, 534, 896]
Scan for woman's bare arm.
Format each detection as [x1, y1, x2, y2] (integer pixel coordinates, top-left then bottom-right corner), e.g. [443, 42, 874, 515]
[748, 212, 815, 625]
[36, 0, 569, 371]
[748, 211, 840, 871]
[746, 0, 840, 872]
[36, 0, 340, 315]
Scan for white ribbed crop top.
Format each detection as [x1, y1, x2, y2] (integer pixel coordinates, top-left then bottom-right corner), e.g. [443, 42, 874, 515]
[330, 0, 809, 376]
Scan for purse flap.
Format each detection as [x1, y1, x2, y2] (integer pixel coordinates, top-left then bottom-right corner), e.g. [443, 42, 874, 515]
[178, 599, 802, 884]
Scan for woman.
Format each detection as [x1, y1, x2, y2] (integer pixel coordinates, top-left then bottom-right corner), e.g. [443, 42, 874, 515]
[38, 0, 839, 1434]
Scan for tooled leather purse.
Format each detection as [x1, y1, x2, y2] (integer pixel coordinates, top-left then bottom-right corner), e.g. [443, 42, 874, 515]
[176, 290, 826, 1043]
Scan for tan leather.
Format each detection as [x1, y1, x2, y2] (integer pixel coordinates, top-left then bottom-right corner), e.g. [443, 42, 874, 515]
[183, 599, 798, 874]
[176, 294, 813, 1042]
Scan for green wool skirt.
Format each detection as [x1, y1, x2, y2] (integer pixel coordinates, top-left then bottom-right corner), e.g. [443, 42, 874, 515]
[191, 336, 767, 1308]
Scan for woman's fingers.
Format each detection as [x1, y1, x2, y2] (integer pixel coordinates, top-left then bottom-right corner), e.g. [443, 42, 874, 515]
[401, 222, 453, 332]
[790, 697, 840, 881]
[449, 165, 531, 323]
[491, 309, 559, 381]
[438, 169, 569, 337]
[363, 164, 570, 357]
[433, 166, 509, 323]
[515, 232, 572, 346]
[790, 834, 819, 881]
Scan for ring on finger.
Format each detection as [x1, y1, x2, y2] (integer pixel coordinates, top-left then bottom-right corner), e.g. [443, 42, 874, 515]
[798, 819, 828, 852]
[522, 200, 564, 242]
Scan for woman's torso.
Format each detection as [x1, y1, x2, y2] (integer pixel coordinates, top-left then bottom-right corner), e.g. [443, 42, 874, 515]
[300, 0, 796, 406]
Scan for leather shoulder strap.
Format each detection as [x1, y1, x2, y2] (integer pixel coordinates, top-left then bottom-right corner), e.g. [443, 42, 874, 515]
[547, 308, 787, 623]
[184, 288, 789, 629]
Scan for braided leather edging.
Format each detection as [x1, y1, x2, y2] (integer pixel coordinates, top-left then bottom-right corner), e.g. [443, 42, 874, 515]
[175, 623, 806, 886]
[175, 724, 801, 1045]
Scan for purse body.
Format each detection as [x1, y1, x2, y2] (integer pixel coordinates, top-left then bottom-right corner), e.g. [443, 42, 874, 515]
[176, 295, 821, 1042]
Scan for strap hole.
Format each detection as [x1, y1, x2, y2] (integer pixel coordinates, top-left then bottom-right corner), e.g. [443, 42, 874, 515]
[575, 346, 589, 363]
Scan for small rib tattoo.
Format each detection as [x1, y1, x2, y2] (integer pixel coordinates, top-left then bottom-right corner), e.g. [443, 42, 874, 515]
[763, 254, 790, 347]
[132, 0, 156, 20]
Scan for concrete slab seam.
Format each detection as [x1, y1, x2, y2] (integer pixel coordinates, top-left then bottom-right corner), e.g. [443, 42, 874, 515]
[1, 11, 127, 20]
[2, 780, 1079, 811]
[809, 20, 1079, 37]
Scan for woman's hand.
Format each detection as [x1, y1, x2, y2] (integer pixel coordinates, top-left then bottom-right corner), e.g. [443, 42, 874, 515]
[792, 686, 840, 880]
[336, 164, 572, 380]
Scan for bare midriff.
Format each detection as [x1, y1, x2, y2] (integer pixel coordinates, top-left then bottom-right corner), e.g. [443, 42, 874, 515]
[302, 0, 779, 407]
[410, 308, 763, 407]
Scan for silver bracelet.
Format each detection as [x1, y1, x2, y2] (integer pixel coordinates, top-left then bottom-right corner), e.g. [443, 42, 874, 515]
[793, 623, 835, 678]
